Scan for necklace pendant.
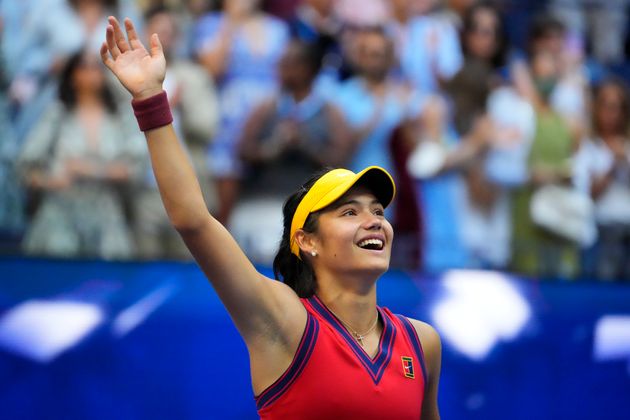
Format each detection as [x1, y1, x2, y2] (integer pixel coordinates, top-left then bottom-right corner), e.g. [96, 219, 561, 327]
[356, 334, 364, 346]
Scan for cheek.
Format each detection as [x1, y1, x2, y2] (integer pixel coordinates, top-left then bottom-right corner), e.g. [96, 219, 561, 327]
[318, 223, 356, 256]
[385, 223, 394, 245]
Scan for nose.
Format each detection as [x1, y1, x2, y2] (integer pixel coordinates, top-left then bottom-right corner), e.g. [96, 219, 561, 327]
[363, 213, 382, 231]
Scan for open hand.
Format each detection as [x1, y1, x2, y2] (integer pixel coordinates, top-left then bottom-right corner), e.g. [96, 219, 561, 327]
[100, 16, 165, 100]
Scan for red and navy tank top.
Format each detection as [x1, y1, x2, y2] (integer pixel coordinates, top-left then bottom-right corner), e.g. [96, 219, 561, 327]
[255, 295, 427, 419]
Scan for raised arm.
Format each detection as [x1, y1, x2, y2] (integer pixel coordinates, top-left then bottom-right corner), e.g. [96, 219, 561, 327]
[100, 17, 306, 385]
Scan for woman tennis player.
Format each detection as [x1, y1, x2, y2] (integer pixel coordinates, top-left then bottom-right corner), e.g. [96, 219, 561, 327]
[101, 17, 441, 419]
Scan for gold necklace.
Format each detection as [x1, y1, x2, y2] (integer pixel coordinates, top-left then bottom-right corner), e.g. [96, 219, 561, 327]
[327, 307, 379, 347]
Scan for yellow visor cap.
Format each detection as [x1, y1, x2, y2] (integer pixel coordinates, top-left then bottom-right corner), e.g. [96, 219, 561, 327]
[290, 166, 396, 258]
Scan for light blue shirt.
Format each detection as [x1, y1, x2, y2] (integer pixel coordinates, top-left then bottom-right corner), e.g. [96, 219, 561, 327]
[1, 0, 83, 79]
[193, 13, 289, 176]
[398, 15, 463, 93]
[333, 77, 424, 175]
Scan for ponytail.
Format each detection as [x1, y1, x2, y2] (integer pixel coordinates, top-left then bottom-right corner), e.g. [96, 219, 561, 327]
[272, 170, 330, 297]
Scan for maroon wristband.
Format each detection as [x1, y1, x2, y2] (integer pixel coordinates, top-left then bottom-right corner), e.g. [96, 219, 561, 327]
[131, 90, 173, 132]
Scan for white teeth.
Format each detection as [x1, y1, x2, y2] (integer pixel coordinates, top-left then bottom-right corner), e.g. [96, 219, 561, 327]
[358, 239, 384, 249]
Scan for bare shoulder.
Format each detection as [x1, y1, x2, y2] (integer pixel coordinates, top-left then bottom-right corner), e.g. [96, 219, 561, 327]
[263, 274, 303, 302]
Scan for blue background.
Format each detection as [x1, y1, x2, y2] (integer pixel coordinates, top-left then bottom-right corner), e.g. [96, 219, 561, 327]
[0, 257, 629, 419]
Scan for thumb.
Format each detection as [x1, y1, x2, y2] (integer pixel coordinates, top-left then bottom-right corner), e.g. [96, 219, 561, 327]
[149, 33, 163, 58]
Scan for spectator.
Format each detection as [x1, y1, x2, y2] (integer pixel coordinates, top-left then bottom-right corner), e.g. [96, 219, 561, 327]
[406, 97, 493, 272]
[0, 29, 25, 244]
[265, 0, 301, 20]
[290, 0, 340, 47]
[132, 6, 220, 260]
[510, 49, 580, 278]
[335, 0, 389, 27]
[1, 0, 84, 142]
[549, 0, 629, 65]
[441, 0, 478, 30]
[444, 1, 512, 269]
[334, 27, 421, 178]
[289, 0, 346, 90]
[446, 1, 507, 135]
[177, 0, 215, 59]
[17, 51, 143, 260]
[574, 79, 630, 280]
[194, 0, 289, 224]
[233, 39, 350, 263]
[69, 0, 137, 53]
[394, 0, 463, 93]
[523, 14, 589, 137]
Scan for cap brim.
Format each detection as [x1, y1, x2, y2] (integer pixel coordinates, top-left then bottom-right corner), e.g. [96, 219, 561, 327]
[311, 166, 396, 213]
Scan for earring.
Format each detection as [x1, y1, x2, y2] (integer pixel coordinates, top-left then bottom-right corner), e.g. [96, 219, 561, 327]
[311, 250, 317, 257]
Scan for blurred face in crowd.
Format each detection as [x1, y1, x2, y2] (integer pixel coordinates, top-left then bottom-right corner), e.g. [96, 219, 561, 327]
[278, 41, 315, 91]
[355, 30, 393, 82]
[146, 12, 178, 57]
[595, 83, 629, 136]
[72, 53, 105, 94]
[465, 7, 499, 61]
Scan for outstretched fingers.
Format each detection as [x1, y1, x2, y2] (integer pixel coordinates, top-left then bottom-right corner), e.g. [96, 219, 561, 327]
[100, 42, 114, 70]
[108, 16, 131, 53]
[149, 33, 163, 59]
[105, 25, 121, 59]
[124, 18, 145, 51]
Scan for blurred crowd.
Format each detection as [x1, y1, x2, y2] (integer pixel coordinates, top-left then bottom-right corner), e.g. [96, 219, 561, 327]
[1, 0, 630, 281]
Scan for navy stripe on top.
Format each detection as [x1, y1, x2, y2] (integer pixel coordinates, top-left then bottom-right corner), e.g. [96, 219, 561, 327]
[396, 314, 428, 387]
[256, 311, 319, 410]
[307, 295, 396, 385]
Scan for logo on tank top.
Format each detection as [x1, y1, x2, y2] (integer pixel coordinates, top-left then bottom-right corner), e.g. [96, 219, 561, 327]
[401, 356, 415, 379]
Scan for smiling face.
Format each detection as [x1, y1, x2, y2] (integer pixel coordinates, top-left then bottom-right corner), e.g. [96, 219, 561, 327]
[302, 185, 394, 280]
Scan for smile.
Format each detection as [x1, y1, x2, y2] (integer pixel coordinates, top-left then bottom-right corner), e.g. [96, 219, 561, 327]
[357, 238, 384, 250]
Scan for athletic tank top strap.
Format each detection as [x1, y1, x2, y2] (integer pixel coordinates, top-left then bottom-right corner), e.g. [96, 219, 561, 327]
[392, 312, 429, 388]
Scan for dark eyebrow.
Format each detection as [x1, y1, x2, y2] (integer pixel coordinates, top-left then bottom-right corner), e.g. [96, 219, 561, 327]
[333, 198, 382, 210]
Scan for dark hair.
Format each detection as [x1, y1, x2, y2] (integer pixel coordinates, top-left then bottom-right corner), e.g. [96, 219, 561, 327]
[527, 13, 566, 54]
[273, 169, 333, 298]
[58, 50, 117, 113]
[144, 4, 172, 22]
[461, 1, 507, 69]
[68, 0, 118, 9]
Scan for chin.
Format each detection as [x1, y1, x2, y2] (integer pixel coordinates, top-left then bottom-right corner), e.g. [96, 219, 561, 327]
[358, 258, 390, 276]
